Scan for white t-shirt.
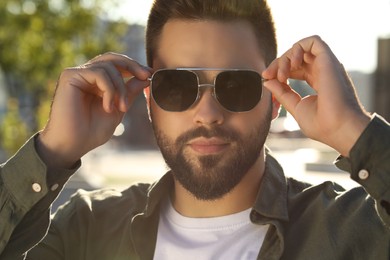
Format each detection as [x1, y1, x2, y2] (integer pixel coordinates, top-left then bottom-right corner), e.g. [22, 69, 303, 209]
[154, 199, 269, 260]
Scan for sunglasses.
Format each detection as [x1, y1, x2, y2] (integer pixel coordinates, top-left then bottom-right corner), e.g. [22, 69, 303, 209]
[149, 68, 264, 112]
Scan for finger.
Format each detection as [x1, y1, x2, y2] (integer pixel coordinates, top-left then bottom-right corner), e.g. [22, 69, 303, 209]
[265, 45, 305, 82]
[263, 36, 326, 82]
[88, 52, 152, 80]
[126, 77, 150, 105]
[262, 59, 278, 80]
[277, 55, 292, 83]
[290, 42, 305, 70]
[262, 52, 292, 83]
[69, 67, 117, 113]
[295, 35, 330, 60]
[86, 54, 152, 112]
[263, 79, 302, 116]
[87, 61, 130, 112]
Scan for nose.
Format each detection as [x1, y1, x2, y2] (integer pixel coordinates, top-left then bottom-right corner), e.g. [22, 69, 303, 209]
[192, 88, 224, 126]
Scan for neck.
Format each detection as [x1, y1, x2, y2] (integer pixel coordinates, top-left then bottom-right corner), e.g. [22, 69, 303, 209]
[172, 149, 266, 217]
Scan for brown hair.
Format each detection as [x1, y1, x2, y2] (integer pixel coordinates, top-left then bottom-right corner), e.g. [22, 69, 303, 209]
[146, 0, 277, 67]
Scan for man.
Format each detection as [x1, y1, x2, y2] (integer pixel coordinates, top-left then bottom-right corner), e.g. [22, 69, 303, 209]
[0, 0, 389, 259]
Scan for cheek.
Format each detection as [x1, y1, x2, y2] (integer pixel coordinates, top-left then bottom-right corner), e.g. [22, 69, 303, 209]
[151, 103, 189, 138]
[232, 94, 273, 131]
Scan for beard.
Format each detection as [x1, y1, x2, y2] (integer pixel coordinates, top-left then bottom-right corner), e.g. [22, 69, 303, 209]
[151, 105, 272, 201]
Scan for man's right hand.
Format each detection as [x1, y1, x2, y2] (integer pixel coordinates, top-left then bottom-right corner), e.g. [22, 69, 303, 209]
[36, 53, 151, 169]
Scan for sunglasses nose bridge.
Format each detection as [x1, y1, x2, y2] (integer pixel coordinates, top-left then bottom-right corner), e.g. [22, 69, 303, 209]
[198, 83, 216, 98]
[198, 83, 215, 89]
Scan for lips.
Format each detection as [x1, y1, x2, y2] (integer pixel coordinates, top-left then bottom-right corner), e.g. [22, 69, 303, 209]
[188, 137, 230, 154]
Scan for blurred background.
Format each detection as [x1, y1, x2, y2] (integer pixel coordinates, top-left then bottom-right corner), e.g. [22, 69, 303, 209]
[0, 0, 389, 211]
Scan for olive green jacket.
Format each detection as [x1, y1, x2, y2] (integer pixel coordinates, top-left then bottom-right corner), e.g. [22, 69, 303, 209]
[1, 115, 389, 259]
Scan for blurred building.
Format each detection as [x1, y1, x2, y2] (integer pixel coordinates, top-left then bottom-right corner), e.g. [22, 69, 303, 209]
[375, 37, 390, 121]
[349, 71, 374, 112]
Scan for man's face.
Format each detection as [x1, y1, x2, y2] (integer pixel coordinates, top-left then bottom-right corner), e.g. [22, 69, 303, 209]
[148, 19, 277, 200]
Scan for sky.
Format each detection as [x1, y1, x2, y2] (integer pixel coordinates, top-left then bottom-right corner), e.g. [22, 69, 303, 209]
[108, 0, 390, 73]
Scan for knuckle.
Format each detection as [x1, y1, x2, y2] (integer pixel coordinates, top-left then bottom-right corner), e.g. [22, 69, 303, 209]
[89, 53, 103, 62]
[308, 35, 323, 44]
[102, 52, 132, 61]
[312, 35, 321, 40]
[59, 67, 78, 79]
[104, 51, 116, 56]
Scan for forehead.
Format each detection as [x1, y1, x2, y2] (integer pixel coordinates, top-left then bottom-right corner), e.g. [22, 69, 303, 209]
[154, 19, 265, 71]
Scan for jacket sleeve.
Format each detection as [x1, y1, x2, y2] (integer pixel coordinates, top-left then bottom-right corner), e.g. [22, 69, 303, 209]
[336, 114, 390, 227]
[0, 135, 78, 259]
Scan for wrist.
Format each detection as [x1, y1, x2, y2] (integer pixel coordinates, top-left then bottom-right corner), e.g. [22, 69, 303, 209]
[331, 112, 371, 157]
[36, 131, 80, 169]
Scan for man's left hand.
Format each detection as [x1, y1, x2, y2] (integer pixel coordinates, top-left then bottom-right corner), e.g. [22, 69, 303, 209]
[262, 35, 371, 157]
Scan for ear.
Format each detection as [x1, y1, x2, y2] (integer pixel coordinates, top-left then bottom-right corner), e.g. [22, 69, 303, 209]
[143, 86, 152, 121]
[271, 94, 281, 120]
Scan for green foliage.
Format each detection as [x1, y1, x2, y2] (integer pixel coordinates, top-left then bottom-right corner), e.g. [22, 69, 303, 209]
[0, 0, 130, 156]
[0, 0, 127, 93]
[0, 99, 31, 156]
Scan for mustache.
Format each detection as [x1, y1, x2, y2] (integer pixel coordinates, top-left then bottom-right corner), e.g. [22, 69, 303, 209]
[176, 126, 239, 145]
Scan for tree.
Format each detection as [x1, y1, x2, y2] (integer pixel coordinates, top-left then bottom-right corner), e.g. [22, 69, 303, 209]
[0, 99, 30, 157]
[0, 0, 129, 156]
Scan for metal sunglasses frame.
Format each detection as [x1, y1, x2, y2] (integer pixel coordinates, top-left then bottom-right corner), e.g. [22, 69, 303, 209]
[148, 68, 265, 112]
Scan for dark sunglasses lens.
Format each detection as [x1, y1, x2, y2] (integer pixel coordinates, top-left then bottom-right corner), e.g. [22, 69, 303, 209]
[152, 70, 198, 112]
[215, 70, 262, 112]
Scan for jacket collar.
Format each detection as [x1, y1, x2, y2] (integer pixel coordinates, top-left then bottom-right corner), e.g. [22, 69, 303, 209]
[143, 172, 174, 217]
[252, 153, 289, 222]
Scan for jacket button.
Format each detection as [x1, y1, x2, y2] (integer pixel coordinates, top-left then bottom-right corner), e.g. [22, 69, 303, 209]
[32, 183, 42, 192]
[358, 169, 370, 180]
[51, 183, 59, 191]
